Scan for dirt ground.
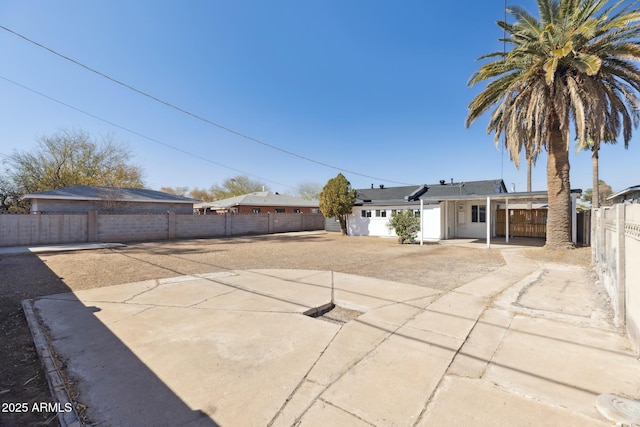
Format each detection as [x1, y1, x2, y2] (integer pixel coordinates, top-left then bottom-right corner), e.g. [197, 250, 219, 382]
[0, 232, 591, 426]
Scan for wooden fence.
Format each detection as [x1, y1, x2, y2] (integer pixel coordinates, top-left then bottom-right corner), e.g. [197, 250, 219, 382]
[496, 209, 547, 238]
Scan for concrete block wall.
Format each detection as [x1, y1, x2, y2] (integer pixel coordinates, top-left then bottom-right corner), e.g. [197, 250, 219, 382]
[273, 214, 304, 233]
[230, 214, 270, 235]
[0, 212, 325, 247]
[303, 213, 325, 231]
[593, 203, 640, 354]
[98, 214, 169, 242]
[175, 215, 226, 239]
[0, 214, 87, 246]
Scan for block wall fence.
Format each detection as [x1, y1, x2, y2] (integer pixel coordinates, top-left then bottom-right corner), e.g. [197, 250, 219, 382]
[0, 212, 325, 247]
[592, 203, 640, 354]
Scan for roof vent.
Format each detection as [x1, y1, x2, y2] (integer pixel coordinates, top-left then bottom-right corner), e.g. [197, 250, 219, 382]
[439, 180, 445, 185]
[379, 184, 384, 189]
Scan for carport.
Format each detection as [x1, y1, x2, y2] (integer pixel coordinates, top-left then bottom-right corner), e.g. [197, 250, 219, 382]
[420, 190, 581, 248]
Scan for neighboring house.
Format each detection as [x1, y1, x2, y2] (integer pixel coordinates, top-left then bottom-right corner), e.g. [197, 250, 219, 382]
[194, 191, 320, 215]
[348, 179, 582, 245]
[607, 185, 640, 204]
[22, 186, 200, 214]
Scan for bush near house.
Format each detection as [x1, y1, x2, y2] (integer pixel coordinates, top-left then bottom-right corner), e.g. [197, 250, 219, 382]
[388, 210, 420, 244]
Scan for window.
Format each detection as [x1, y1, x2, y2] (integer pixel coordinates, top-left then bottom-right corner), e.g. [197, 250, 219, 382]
[375, 209, 386, 218]
[471, 205, 486, 223]
[414, 209, 420, 217]
[275, 208, 285, 213]
[293, 208, 301, 214]
[310, 208, 319, 214]
[361, 210, 371, 218]
[252, 208, 261, 214]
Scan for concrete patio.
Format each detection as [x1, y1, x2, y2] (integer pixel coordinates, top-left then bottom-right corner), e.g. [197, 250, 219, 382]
[25, 248, 640, 426]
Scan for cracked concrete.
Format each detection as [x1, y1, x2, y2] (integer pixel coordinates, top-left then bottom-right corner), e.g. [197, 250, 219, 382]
[26, 247, 640, 426]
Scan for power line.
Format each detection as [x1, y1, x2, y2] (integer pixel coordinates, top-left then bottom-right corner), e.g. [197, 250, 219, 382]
[0, 25, 413, 186]
[0, 75, 294, 189]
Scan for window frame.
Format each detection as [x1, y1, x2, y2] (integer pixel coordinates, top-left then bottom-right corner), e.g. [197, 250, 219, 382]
[471, 205, 486, 223]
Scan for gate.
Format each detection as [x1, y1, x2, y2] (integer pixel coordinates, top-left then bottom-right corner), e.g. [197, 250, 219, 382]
[496, 209, 547, 238]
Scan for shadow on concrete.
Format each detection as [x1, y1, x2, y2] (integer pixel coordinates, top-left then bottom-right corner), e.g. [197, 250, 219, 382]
[440, 237, 546, 248]
[1, 252, 220, 426]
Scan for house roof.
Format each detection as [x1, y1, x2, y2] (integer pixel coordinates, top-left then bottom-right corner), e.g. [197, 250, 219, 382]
[196, 191, 319, 209]
[355, 185, 424, 206]
[355, 180, 507, 206]
[22, 186, 200, 204]
[607, 184, 640, 201]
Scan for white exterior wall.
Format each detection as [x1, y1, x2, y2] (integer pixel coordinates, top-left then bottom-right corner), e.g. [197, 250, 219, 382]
[421, 206, 441, 240]
[450, 200, 494, 239]
[347, 205, 441, 240]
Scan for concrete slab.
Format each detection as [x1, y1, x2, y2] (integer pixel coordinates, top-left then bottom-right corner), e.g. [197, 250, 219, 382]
[485, 314, 640, 420]
[321, 327, 461, 426]
[25, 251, 640, 427]
[406, 291, 487, 340]
[332, 272, 440, 311]
[306, 317, 396, 386]
[270, 380, 325, 427]
[419, 376, 607, 426]
[0, 242, 125, 255]
[297, 400, 372, 427]
[447, 307, 514, 379]
[35, 292, 339, 427]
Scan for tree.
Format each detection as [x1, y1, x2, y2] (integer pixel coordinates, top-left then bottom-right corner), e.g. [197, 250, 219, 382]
[466, 0, 640, 248]
[388, 210, 420, 244]
[294, 182, 322, 200]
[188, 187, 212, 202]
[0, 172, 28, 212]
[583, 180, 613, 207]
[7, 128, 144, 194]
[319, 173, 356, 235]
[209, 175, 268, 200]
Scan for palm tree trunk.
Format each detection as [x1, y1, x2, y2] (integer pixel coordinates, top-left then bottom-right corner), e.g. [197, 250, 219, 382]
[592, 146, 599, 209]
[527, 157, 533, 209]
[527, 157, 532, 192]
[545, 122, 573, 248]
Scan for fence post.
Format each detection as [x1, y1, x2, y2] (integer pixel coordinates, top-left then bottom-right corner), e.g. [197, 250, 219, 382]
[167, 212, 176, 239]
[591, 208, 597, 264]
[225, 213, 231, 236]
[268, 213, 273, 234]
[615, 204, 626, 327]
[301, 212, 305, 231]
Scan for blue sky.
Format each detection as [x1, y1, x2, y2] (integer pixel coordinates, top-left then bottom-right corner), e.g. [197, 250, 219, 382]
[0, 0, 637, 195]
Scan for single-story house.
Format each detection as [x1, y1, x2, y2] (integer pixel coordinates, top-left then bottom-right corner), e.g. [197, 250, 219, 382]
[22, 186, 200, 214]
[347, 179, 582, 246]
[194, 191, 320, 215]
[607, 185, 640, 204]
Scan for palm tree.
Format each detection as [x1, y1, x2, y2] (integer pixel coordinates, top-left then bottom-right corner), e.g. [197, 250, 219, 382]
[466, 0, 640, 248]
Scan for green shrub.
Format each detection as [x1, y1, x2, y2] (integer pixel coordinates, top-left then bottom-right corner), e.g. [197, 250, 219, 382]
[388, 210, 420, 244]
